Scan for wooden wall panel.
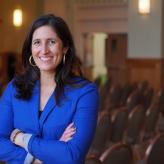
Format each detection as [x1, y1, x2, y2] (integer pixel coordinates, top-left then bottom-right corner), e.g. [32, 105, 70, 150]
[127, 58, 163, 90]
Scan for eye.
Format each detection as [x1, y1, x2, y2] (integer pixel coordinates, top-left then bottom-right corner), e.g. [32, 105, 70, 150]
[48, 39, 56, 46]
[32, 40, 40, 46]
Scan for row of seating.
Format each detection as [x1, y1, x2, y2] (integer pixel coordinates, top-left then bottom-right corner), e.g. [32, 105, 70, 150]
[85, 132, 164, 164]
[86, 79, 164, 163]
[98, 79, 160, 113]
[88, 102, 161, 157]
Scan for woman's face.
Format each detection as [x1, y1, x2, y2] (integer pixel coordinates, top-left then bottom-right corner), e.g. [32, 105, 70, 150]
[31, 25, 67, 74]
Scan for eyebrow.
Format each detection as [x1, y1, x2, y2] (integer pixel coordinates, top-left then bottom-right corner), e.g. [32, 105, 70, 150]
[32, 39, 40, 42]
[32, 38, 56, 41]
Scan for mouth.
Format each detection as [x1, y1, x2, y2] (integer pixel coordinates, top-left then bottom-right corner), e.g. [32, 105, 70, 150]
[39, 56, 53, 61]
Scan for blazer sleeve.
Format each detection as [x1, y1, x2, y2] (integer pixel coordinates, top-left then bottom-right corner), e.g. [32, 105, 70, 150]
[27, 83, 99, 164]
[0, 82, 27, 163]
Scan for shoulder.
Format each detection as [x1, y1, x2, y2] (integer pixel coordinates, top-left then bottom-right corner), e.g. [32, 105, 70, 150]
[69, 76, 97, 90]
[0, 80, 16, 101]
[2, 80, 15, 93]
[79, 79, 98, 95]
[65, 77, 99, 99]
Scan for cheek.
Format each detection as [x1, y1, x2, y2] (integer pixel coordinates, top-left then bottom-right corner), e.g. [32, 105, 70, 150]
[52, 47, 63, 58]
[55, 54, 63, 65]
[31, 47, 38, 55]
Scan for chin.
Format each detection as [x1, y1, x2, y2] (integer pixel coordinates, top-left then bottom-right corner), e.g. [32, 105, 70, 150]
[39, 66, 56, 72]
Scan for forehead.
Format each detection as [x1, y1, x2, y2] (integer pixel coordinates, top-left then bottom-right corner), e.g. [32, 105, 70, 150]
[32, 25, 58, 39]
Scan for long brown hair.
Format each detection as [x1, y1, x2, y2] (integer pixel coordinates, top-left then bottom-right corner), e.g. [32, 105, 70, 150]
[13, 14, 84, 105]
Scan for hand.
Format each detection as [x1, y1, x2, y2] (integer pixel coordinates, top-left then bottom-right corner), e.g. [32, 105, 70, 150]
[10, 128, 24, 147]
[59, 122, 76, 142]
[32, 158, 43, 164]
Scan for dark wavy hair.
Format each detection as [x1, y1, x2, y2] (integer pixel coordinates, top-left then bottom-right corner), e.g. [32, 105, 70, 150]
[13, 14, 83, 104]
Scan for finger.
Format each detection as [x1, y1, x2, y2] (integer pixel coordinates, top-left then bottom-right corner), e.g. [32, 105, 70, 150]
[11, 129, 19, 135]
[64, 137, 73, 142]
[61, 131, 76, 141]
[60, 136, 73, 142]
[65, 122, 74, 130]
[63, 130, 76, 137]
[10, 129, 20, 141]
[64, 124, 76, 134]
[60, 130, 76, 141]
[63, 127, 76, 135]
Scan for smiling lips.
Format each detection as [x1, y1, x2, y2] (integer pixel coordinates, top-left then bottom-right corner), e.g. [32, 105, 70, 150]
[39, 56, 54, 62]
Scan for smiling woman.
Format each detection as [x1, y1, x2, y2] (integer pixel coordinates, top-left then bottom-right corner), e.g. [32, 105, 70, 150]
[0, 14, 99, 164]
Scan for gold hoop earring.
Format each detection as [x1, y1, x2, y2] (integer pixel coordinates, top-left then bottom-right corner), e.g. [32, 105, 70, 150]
[29, 55, 36, 67]
[63, 55, 66, 64]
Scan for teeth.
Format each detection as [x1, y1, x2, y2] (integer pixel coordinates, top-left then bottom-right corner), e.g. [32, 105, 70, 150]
[39, 56, 52, 61]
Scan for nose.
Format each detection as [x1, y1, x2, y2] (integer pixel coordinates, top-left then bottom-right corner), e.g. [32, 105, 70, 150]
[41, 43, 49, 54]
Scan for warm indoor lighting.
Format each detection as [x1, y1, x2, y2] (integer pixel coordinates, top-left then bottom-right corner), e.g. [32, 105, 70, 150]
[138, 0, 150, 15]
[13, 9, 23, 27]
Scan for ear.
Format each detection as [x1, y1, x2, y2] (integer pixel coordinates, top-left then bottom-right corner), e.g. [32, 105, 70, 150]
[63, 47, 68, 55]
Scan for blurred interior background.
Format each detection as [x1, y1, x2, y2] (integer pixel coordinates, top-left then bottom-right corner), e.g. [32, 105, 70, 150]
[0, 0, 163, 92]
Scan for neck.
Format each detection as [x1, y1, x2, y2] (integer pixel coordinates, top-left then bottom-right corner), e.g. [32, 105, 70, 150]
[40, 71, 56, 88]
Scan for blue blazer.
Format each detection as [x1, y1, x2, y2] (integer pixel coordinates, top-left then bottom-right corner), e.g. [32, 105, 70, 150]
[0, 79, 99, 164]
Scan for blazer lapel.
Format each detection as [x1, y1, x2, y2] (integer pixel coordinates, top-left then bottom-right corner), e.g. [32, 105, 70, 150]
[39, 92, 56, 132]
[30, 81, 40, 134]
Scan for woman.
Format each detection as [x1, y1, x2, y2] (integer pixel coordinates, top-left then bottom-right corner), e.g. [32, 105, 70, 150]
[0, 14, 99, 164]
